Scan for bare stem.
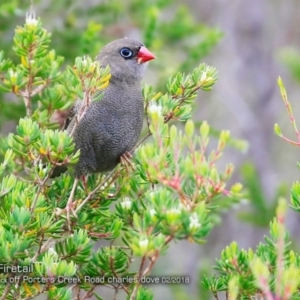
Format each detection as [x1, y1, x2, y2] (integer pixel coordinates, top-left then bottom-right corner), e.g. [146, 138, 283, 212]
[23, 88, 32, 116]
[109, 256, 128, 293]
[279, 135, 300, 146]
[32, 237, 55, 262]
[82, 286, 96, 300]
[274, 212, 285, 299]
[75, 168, 118, 214]
[282, 92, 300, 144]
[0, 282, 11, 300]
[212, 291, 220, 300]
[30, 166, 53, 214]
[69, 89, 92, 137]
[129, 236, 172, 300]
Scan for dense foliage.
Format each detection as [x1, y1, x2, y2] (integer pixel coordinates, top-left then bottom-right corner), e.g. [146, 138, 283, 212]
[202, 80, 300, 300]
[0, 6, 240, 300]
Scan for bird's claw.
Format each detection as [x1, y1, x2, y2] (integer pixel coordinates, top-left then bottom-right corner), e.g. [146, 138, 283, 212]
[120, 151, 134, 172]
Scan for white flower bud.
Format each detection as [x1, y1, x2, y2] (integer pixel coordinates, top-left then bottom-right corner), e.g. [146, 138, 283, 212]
[139, 239, 149, 252]
[148, 102, 162, 115]
[25, 11, 38, 27]
[189, 213, 201, 230]
[121, 198, 132, 210]
[149, 209, 156, 217]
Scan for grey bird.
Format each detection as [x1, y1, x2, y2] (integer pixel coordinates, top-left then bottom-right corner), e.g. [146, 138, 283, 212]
[52, 38, 155, 178]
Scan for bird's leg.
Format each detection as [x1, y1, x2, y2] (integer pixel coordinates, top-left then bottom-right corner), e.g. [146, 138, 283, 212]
[81, 175, 88, 191]
[120, 151, 134, 172]
[65, 178, 79, 231]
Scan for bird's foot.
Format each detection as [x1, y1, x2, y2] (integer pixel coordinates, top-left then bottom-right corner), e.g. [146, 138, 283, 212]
[120, 151, 134, 172]
[80, 175, 88, 191]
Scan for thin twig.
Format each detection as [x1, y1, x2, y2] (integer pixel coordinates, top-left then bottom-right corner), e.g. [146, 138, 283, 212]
[274, 211, 285, 300]
[109, 256, 128, 293]
[212, 291, 220, 300]
[23, 89, 32, 116]
[30, 166, 53, 214]
[278, 135, 300, 146]
[69, 88, 92, 137]
[137, 256, 146, 280]
[0, 282, 11, 300]
[32, 237, 55, 262]
[74, 168, 118, 214]
[19, 82, 49, 99]
[82, 286, 96, 300]
[281, 91, 300, 144]
[144, 101, 151, 132]
[131, 132, 151, 153]
[129, 236, 172, 300]
[129, 253, 160, 300]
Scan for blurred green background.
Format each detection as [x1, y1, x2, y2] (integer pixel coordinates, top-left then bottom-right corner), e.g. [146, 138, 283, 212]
[1, 0, 300, 299]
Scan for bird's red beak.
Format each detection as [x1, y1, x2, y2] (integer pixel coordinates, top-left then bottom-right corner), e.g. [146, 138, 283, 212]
[137, 46, 156, 64]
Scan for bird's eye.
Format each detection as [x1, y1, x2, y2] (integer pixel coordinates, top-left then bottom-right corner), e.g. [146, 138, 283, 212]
[120, 48, 133, 58]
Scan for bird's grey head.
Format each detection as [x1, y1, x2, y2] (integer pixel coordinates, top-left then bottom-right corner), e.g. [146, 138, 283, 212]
[96, 38, 155, 83]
